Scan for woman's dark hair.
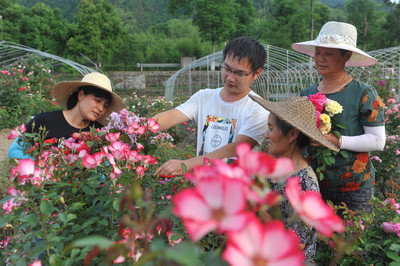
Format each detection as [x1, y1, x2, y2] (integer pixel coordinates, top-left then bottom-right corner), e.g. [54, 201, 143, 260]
[67, 86, 112, 110]
[339, 49, 350, 57]
[274, 116, 310, 148]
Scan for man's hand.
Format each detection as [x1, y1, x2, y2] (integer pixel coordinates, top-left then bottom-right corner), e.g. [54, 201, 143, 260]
[155, 159, 187, 176]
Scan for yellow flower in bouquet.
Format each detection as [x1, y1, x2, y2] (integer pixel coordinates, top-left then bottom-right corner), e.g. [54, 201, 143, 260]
[320, 113, 331, 125]
[319, 123, 332, 135]
[325, 99, 343, 116]
[319, 114, 332, 135]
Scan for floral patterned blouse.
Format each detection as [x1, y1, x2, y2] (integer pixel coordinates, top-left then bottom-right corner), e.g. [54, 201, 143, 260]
[269, 166, 319, 262]
[301, 80, 385, 193]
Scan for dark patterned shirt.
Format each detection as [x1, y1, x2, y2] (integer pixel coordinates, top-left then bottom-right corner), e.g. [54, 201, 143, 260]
[269, 166, 319, 262]
[301, 80, 385, 192]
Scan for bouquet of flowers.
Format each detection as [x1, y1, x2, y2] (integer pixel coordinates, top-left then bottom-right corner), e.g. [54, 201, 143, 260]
[308, 92, 348, 180]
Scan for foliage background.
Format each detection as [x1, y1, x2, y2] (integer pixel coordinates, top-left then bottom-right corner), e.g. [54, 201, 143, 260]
[0, 0, 399, 70]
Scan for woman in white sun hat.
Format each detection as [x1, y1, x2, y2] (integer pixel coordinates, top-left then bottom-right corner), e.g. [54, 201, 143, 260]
[8, 72, 126, 159]
[293, 21, 386, 214]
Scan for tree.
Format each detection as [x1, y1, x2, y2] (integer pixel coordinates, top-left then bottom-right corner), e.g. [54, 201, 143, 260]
[313, 1, 331, 38]
[230, 0, 256, 38]
[168, 0, 250, 53]
[379, 3, 400, 48]
[0, 0, 30, 42]
[260, 0, 309, 49]
[27, 3, 69, 54]
[344, 0, 378, 51]
[65, 0, 123, 66]
[17, 0, 80, 22]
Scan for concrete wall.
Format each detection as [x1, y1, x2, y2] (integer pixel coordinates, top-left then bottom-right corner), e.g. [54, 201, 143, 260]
[108, 70, 222, 97]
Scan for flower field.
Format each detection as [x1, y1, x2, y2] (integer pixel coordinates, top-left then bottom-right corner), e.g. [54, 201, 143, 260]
[0, 60, 399, 265]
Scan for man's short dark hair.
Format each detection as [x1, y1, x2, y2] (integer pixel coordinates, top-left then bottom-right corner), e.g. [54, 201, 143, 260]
[223, 36, 267, 72]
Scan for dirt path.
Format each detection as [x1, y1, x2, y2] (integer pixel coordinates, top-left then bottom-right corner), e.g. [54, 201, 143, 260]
[0, 129, 14, 161]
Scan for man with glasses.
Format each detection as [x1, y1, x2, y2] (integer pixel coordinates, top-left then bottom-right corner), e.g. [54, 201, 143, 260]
[154, 36, 269, 176]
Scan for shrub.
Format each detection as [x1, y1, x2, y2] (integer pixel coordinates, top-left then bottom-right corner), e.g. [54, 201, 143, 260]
[0, 58, 60, 130]
[0, 109, 196, 264]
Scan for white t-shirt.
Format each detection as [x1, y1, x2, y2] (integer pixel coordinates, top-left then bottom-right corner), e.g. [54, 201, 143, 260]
[176, 88, 269, 156]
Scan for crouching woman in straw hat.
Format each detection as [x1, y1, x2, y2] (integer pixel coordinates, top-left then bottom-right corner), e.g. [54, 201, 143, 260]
[250, 95, 339, 262]
[292, 21, 386, 213]
[8, 72, 127, 159]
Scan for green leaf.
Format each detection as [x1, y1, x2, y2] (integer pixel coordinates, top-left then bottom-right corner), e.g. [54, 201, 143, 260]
[165, 240, 201, 265]
[71, 224, 82, 233]
[21, 214, 38, 227]
[40, 199, 53, 215]
[70, 202, 86, 210]
[57, 182, 73, 188]
[72, 235, 113, 249]
[49, 254, 62, 265]
[180, 162, 187, 174]
[0, 214, 13, 228]
[70, 248, 81, 259]
[67, 214, 77, 222]
[82, 218, 98, 228]
[393, 217, 400, 224]
[390, 243, 400, 252]
[64, 259, 74, 266]
[82, 185, 96, 196]
[99, 219, 108, 226]
[339, 150, 349, 158]
[58, 213, 67, 223]
[323, 149, 332, 156]
[336, 123, 346, 129]
[29, 241, 46, 260]
[113, 198, 121, 211]
[386, 252, 400, 261]
[333, 130, 341, 138]
[324, 156, 335, 165]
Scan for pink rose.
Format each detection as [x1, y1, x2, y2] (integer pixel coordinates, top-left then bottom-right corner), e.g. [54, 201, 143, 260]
[308, 92, 327, 113]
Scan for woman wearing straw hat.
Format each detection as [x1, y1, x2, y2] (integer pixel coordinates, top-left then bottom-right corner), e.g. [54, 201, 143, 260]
[292, 21, 386, 213]
[8, 72, 126, 159]
[250, 95, 339, 262]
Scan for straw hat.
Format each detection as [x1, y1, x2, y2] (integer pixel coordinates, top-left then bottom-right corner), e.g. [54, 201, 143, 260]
[249, 95, 339, 152]
[52, 72, 127, 125]
[292, 21, 377, 67]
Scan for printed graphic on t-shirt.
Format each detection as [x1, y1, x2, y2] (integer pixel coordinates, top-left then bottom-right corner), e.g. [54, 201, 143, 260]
[199, 115, 237, 155]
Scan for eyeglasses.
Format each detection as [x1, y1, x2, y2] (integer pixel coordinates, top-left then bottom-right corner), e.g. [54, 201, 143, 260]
[220, 63, 257, 79]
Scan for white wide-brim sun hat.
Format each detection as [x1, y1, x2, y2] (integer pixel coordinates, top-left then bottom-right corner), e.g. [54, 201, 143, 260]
[292, 21, 377, 67]
[52, 72, 127, 125]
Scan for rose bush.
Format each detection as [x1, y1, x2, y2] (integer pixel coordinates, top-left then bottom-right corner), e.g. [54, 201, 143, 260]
[372, 95, 400, 198]
[0, 110, 347, 265]
[0, 58, 59, 129]
[316, 192, 400, 265]
[0, 69, 399, 265]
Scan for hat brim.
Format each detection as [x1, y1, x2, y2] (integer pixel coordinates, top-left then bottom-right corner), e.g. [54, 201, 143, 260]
[52, 80, 127, 126]
[292, 41, 377, 67]
[249, 95, 340, 152]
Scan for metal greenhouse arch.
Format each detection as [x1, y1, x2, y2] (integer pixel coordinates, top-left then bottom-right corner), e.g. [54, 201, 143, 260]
[165, 44, 400, 101]
[0, 41, 97, 75]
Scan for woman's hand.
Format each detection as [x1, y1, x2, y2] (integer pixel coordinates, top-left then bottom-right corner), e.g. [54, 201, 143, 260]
[310, 132, 340, 148]
[323, 132, 340, 147]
